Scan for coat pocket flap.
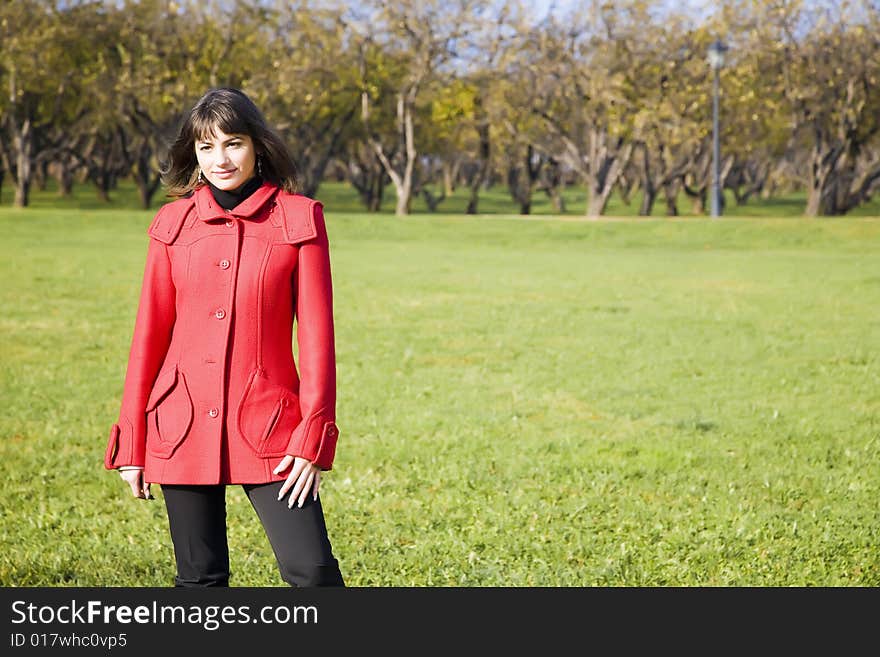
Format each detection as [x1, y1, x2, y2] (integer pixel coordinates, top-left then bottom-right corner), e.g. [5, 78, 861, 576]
[146, 367, 178, 412]
[237, 369, 302, 457]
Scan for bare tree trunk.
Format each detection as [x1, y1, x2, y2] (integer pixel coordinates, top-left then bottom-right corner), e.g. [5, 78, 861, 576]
[792, 70, 880, 216]
[442, 158, 461, 195]
[132, 146, 161, 209]
[731, 159, 771, 206]
[53, 157, 75, 197]
[346, 146, 386, 212]
[805, 135, 847, 216]
[421, 187, 446, 211]
[367, 91, 418, 217]
[120, 125, 162, 210]
[548, 119, 633, 218]
[635, 142, 656, 216]
[95, 172, 112, 202]
[689, 190, 706, 215]
[638, 186, 656, 216]
[465, 115, 490, 215]
[682, 141, 714, 216]
[74, 130, 127, 203]
[4, 66, 34, 208]
[585, 136, 633, 218]
[369, 173, 385, 212]
[662, 179, 680, 216]
[34, 159, 48, 191]
[539, 156, 565, 213]
[806, 186, 822, 216]
[815, 156, 880, 215]
[546, 191, 565, 213]
[395, 91, 416, 216]
[586, 188, 610, 217]
[507, 144, 547, 215]
[13, 118, 32, 208]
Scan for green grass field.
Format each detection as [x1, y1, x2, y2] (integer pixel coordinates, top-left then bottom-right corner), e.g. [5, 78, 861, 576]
[1, 181, 878, 586]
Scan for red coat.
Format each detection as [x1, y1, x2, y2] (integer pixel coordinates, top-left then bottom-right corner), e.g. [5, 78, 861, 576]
[104, 181, 340, 484]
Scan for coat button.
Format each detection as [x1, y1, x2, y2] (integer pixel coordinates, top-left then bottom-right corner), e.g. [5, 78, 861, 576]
[214, 309, 226, 320]
[225, 219, 234, 227]
[208, 408, 219, 418]
[219, 259, 230, 269]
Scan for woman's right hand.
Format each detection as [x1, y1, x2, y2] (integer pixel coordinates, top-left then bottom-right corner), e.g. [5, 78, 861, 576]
[119, 468, 153, 499]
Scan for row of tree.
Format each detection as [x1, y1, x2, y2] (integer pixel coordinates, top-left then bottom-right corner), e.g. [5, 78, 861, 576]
[2, 0, 879, 216]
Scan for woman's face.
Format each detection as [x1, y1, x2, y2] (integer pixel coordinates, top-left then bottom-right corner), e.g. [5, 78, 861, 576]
[195, 127, 257, 191]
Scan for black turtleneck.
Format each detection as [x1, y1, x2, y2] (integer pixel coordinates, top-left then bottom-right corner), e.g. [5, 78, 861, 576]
[207, 175, 264, 210]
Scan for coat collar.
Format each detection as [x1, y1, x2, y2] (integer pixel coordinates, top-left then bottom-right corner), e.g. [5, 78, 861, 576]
[193, 180, 280, 222]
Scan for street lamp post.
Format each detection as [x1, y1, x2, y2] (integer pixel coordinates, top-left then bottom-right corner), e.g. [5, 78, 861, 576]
[707, 39, 728, 218]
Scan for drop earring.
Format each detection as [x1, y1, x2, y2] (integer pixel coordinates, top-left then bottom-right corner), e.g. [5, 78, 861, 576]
[197, 169, 204, 184]
[257, 156, 263, 177]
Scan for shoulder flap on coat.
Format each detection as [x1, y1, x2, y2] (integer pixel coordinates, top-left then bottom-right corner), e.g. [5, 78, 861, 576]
[275, 194, 322, 244]
[147, 197, 196, 245]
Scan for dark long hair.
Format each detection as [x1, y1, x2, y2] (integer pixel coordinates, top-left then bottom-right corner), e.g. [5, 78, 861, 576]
[161, 87, 298, 198]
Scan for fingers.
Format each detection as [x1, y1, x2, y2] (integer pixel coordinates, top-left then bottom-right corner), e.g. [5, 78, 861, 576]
[119, 469, 152, 500]
[119, 471, 144, 498]
[273, 455, 294, 476]
[276, 457, 321, 508]
[129, 477, 143, 499]
[295, 469, 315, 508]
[277, 458, 308, 501]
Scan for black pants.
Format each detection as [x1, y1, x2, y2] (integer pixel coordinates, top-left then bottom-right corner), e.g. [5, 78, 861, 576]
[160, 482, 344, 587]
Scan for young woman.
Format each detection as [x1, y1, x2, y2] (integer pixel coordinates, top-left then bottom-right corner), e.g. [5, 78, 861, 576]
[104, 87, 344, 587]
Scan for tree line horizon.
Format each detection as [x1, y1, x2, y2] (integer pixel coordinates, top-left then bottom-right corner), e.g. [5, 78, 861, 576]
[2, 0, 878, 217]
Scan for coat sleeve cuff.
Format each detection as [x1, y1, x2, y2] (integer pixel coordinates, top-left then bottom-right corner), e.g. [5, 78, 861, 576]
[285, 416, 339, 470]
[103, 419, 145, 470]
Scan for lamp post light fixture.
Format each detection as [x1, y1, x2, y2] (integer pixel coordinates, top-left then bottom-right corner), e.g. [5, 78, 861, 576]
[707, 39, 728, 218]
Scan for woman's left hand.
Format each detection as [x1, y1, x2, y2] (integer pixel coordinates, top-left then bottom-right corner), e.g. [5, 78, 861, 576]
[273, 456, 321, 508]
